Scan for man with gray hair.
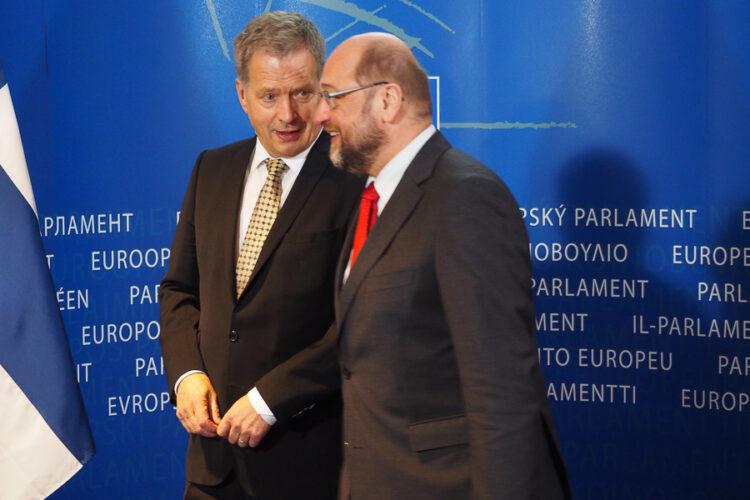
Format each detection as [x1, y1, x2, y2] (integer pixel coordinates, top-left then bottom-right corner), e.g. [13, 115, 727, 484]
[160, 11, 363, 499]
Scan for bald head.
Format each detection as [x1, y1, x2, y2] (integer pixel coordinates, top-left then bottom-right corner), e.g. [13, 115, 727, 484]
[331, 33, 432, 122]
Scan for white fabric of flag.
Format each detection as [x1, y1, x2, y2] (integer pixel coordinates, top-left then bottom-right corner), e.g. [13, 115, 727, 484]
[0, 60, 95, 500]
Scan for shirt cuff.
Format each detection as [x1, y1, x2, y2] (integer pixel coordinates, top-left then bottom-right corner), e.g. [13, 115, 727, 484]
[174, 370, 205, 395]
[248, 387, 277, 426]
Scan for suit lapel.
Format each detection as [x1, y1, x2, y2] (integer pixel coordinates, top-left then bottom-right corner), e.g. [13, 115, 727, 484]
[335, 131, 452, 326]
[333, 203, 359, 321]
[219, 139, 255, 302]
[238, 133, 331, 298]
[335, 180, 421, 325]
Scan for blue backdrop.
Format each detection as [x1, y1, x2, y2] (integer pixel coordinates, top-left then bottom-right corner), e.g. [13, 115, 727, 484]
[1, 1, 748, 498]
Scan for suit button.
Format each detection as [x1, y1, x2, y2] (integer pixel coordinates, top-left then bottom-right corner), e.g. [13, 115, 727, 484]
[229, 330, 239, 343]
[342, 367, 351, 379]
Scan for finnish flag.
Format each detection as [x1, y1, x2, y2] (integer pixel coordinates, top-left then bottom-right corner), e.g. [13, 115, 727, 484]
[0, 59, 95, 499]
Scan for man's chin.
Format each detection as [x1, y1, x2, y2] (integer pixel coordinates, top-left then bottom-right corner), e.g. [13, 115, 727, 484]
[331, 143, 373, 175]
[329, 156, 352, 173]
[269, 138, 308, 158]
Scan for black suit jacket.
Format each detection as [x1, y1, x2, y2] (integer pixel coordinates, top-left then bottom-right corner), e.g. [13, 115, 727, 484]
[333, 131, 570, 499]
[159, 133, 363, 499]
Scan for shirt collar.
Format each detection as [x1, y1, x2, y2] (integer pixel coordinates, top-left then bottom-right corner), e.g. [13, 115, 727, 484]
[250, 128, 322, 175]
[370, 124, 436, 213]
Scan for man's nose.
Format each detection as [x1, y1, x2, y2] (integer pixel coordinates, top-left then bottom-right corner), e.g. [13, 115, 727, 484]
[314, 98, 330, 125]
[277, 96, 295, 124]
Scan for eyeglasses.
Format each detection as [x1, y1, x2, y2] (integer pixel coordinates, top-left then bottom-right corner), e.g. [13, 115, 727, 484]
[318, 81, 388, 109]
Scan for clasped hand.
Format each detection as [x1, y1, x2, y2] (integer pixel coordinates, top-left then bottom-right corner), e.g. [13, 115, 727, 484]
[176, 373, 271, 448]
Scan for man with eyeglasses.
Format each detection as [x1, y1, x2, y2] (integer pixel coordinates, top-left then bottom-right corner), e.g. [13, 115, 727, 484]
[159, 12, 363, 499]
[277, 32, 571, 499]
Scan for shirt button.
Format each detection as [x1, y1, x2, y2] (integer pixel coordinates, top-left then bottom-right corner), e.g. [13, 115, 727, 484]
[229, 330, 239, 343]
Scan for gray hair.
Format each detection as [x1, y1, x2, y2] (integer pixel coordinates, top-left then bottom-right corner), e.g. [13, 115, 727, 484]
[233, 11, 325, 84]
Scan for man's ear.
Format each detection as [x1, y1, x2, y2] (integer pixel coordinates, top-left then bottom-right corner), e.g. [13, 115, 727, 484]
[236, 78, 250, 114]
[380, 83, 404, 122]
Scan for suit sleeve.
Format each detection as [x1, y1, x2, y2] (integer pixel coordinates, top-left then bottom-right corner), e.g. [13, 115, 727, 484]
[434, 172, 549, 499]
[254, 322, 342, 424]
[253, 173, 362, 424]
[159, 152, 207, 403]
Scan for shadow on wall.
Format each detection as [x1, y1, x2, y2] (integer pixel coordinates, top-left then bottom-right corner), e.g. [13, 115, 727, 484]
[546, 148, 710, 499]
[555, 148, 697, 314]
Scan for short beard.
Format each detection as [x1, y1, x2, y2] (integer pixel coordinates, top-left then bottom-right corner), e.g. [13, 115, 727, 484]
[330, 102, 386, 175]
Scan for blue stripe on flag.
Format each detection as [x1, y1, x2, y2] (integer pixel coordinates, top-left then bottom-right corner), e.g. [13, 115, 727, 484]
[0, 138, 95, 464]
[0, 58, 6, 87]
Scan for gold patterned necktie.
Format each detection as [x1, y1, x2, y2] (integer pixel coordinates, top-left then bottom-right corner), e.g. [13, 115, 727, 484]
[235, 158, 289, 297]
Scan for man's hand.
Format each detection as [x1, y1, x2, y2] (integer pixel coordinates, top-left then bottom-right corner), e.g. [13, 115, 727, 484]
[175, 373, 221, 437]
[217, 395, 272, 448]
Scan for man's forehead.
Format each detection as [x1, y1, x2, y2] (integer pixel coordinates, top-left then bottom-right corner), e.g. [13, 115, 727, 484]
[247, 49, 319, 86]
[321, 53, 356, 89]
[250, 47, 316, 67]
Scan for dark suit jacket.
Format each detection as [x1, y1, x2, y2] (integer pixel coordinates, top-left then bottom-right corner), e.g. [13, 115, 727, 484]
[332, 131, 571, 499]
[159, 133, 363, 499]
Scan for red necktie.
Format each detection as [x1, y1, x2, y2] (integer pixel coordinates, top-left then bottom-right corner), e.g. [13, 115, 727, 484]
[349, 182, 379, 269]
